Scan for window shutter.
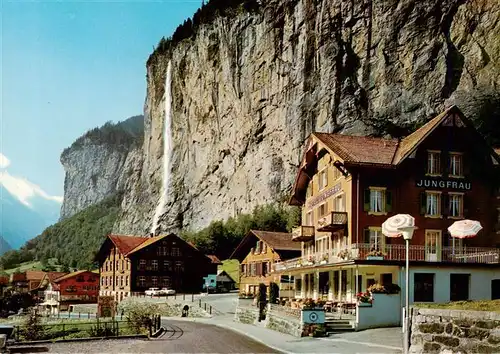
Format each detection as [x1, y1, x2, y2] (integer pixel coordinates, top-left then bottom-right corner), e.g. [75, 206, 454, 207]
[463, 154, 471, 178]
[386, 191, 393, 213]
[364, 189, 371, 212]
[420, 192, 427, 215]
[442, 194, 449, 218]
[463, 194, 471, 218]
[364, 228, 370, 243]
[423, 152, 428, 175]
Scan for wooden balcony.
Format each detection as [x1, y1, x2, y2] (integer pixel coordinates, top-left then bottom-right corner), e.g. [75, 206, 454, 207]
[291, 226, 315, 242]
[317, 212, 348, 232]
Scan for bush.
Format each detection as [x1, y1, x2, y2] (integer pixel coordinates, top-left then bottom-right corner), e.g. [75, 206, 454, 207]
[20, 309, 45, 341]
[117, 298, 159, 332]
[269, 282, 279, 304]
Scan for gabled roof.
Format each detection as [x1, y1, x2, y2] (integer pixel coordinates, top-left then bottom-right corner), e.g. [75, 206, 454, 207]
[392, 106, 455, 164]
[54, 270, 95, 283]
[109, 234, 147, 255]
[230, 230, 301, 262]
[25, 270, 47, 281]
[313, 133, 399, 166]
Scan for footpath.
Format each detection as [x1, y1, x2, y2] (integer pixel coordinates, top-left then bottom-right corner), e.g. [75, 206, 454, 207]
[161, 314, 403, 354]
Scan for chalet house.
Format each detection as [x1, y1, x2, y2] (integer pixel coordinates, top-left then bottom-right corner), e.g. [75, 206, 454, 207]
[272, 105, 500, 305]
[35, 272, 68, 299]
[230, 230, 301, 295]
[11, 270, 56, 294]
[95, 233, 217, 301]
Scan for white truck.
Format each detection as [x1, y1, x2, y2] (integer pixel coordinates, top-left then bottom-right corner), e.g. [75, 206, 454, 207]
[144, 288, 161, 296]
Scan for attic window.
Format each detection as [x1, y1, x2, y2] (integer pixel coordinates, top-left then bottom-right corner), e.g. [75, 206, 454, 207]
[318, 169, 328, 190]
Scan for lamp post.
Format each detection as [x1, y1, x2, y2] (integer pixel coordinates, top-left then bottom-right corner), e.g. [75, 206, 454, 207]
[397, 225, 417, 354]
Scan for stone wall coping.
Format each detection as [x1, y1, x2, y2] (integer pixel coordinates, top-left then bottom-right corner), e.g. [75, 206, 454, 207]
[267, 311, 301, 325]
[413, 307, 500, 320]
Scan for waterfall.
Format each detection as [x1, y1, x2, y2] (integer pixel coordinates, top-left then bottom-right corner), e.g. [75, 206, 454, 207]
[150, 61, 173, 235]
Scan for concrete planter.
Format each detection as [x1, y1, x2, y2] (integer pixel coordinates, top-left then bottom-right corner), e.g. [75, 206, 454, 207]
[357, 302, 372, 307]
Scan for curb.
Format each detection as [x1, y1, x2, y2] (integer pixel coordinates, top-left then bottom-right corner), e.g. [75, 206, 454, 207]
[161, 316, 292, 354]
[7, 334, 148, 346]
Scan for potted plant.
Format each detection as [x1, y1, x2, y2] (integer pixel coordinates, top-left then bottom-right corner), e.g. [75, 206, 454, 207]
[356, 292, 372, 306]
[306, 256, 315, 265]
[320, 254, 329, 264]
[337, 249, 350, 260]
[367, 283, 386, 294]
[366, 250, 386, 260]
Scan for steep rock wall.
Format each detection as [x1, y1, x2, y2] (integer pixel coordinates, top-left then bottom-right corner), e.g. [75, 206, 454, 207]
[114, 0, 499, 234]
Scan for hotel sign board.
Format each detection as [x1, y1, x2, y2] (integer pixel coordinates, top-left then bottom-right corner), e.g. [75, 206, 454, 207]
[415, 178, 471, 191]
[307, 183, 342, 208]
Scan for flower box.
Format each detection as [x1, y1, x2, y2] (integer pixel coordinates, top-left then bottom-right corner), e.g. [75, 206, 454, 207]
[366, 256, 384, 260]
[358, 302, 372, 307]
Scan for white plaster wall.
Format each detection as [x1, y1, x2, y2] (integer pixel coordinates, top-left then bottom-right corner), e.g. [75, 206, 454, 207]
[356, 293, 401, 330]
[398, 266, 500, 305]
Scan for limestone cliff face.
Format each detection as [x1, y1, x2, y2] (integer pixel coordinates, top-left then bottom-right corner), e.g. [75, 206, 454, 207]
[60, 116, 144, 219]
[76, 0, 500, 235]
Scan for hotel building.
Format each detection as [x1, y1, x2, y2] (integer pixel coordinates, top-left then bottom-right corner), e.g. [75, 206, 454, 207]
[273, 105, 500, 304]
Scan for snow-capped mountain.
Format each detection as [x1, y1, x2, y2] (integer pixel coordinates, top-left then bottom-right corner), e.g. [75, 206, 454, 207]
[0, 153, 62, 252]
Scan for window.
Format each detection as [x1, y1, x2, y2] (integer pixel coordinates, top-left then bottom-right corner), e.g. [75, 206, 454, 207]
[163, 261, 172, 271]
[366, 228, 384, 251]
[138, 276, 146, 287]
[492, 280, 500, 300]
[158, 246, 168, 256]
[175, 261, 184, 272]
[125, 277, 128, 287]
[318, 169, 328, 190]
[449, 193, 463, 218]
[318, 203, 328, 217]
[333, 166, 340, 180]
[251, 263, 256, 276]
[366, 187, 387, 214]
[162, 276, 171, 287]
[449, 153, 463, 177]
[151, 276, 158, 287]
[101, 278, 104, 286]
[335, 194, 345, 212]
[381, 273, 393, 286]
[121, 260, 124, 270]
[120, 276, 123, 287]
[450, 274, 470, 301]
[427, 151, 441, 175]
[262, 262, 268, 275]
[116, 260, 119, 269]
[426, 191, 441, 217]
[171, 247, 180, 257]
[414, 273, 434, 302]
[305, 211, 313, 226]
[152, 260, 158, 271]
[105, 262, 108, 272]
[139, 259, 146, 270]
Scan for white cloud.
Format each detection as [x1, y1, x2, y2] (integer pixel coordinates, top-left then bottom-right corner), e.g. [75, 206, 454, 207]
[0, 153, 10, 169]
[0, 171, 63, 207]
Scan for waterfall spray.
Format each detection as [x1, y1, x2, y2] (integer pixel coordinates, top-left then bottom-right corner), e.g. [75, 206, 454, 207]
[150, 61, 172, 235]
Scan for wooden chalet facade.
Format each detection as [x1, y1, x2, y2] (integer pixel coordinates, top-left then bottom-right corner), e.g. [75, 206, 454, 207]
[231, 230, 301, 295]
[96, 234, 217, 301]
[274, 106, 500, 304]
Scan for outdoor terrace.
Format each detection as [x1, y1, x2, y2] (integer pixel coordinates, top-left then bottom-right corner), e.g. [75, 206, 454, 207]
[272, 243, 500, 272]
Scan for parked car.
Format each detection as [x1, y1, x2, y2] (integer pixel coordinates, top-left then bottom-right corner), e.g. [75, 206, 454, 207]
[144, 288, 161, 296]
[160, 288, 176, 295]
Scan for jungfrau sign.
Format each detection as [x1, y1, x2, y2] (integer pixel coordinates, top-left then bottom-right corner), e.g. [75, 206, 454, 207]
[307, 183, 342, 208]
[415, 178, 471, 191]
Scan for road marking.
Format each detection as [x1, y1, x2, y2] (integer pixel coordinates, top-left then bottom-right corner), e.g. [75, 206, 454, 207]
[319, 338, 402, 351]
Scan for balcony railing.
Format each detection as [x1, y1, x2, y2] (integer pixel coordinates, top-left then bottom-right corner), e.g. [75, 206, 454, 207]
[291, 226, 315, 242]
[272, 243, 500, 272]
[317, 212, 348, 232]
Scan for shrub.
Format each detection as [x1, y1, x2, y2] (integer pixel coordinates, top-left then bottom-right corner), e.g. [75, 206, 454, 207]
[117, 298, 159, 332]
[21, 309, 45, 341]
[269, 282, 279, 304]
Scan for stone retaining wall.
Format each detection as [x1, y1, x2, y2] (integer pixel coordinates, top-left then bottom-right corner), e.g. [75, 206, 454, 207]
[234, 304, 305, 337]
[410, 308, 500, 353]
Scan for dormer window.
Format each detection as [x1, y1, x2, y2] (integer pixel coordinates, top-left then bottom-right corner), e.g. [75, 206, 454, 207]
[318, 169, 328, 190]
[427, 151, 441, 176]
[449, 153, 463, 178]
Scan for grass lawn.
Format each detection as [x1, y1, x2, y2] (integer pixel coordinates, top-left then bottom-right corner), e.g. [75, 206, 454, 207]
[415, 300, 500, 312]
[4, 258, 62, 274]
[219, 259, 239, 286]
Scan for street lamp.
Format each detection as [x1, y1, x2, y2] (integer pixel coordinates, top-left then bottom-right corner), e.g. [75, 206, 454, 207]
[397, 225, 417, 354]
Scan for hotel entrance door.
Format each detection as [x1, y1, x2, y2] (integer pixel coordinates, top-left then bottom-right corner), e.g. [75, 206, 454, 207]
[425, 230, 442, 262]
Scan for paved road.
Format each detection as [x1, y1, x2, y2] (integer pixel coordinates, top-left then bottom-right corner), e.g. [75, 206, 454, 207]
[36, 320, 278, 353]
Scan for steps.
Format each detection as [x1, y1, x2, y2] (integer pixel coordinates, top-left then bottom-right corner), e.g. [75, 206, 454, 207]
[325, 319, 356, 333]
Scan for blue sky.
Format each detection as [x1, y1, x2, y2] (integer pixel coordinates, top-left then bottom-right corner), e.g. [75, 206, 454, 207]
[2, 0, 201, 196]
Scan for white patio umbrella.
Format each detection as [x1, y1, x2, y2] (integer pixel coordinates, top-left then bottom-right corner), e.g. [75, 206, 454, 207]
[448, 219, 482, 239]
[448, 219, 482, 254]
[382, 214, 418, 354]
[382, 214, 416, 238]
